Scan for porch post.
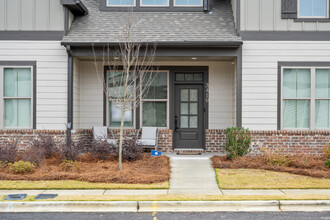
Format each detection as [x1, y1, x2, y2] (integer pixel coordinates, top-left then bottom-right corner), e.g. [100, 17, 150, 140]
[236, 46, 242, 127]
[66, 46, 74, 142]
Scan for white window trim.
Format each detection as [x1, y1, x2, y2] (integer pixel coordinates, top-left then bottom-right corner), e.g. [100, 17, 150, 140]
[106, 71, 136, 129]
[140, 0, 170, 7]
[297, 0, 329, 18]
[140, 70, 169, 129]
[281, 66, 330, 130]
[174, 0, 203, 7]
[0, 66, 33, 129]
[107, 0, 136, 7]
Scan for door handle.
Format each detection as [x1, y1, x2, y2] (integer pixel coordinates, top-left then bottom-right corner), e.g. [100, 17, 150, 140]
[175, 116, 179, 132]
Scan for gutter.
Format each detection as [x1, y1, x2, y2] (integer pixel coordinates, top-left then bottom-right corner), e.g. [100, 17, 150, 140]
[61, 0, 88, 16]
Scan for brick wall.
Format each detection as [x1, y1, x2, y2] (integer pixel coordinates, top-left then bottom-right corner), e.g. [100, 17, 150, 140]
[205, 129, 330, 156]
[0, 129, 173, 153]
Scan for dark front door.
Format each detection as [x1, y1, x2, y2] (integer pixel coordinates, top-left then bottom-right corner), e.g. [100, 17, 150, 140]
[174, 84, 204, 149]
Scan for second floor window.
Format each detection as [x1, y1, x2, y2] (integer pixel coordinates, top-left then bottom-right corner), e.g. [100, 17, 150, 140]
[141, 0, 169, 6]
[299, 0, 329, 18]
[108, 0, 135, 6]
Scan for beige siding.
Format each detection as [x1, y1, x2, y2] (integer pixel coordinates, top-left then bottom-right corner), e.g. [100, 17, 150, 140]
[241, 0, 330, 31]
[77, 61, 235, 130]
[242, 41, 330, 130]
[0, 41, 67, 129]
[0, 0, 64, 31]
[73, 58, 80, 129]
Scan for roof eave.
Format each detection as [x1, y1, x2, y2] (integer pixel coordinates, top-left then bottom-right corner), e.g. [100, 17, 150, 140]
[61, 0, 88, 16]
[61, 41, 243, 47]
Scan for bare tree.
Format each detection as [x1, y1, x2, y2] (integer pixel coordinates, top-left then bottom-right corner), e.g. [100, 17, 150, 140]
[92, 9, 157, 170]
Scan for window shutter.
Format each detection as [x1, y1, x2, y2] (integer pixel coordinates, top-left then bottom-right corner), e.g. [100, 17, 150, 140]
[281, 0, 298, 19]
[203, 0, 210, 12]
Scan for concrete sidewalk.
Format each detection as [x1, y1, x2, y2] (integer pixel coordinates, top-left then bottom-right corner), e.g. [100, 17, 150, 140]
[1, 189, 330, 196]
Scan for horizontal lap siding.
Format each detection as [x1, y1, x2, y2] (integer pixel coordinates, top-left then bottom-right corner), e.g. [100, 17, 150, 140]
[0, 41, 67, 129]
[242, 41, 330, 130]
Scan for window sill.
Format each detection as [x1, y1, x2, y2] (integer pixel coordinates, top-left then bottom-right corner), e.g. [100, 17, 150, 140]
[294, 18, 330, 22]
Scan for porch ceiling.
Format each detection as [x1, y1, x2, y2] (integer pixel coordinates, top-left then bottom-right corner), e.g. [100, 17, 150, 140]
[76, 56, 236, 62]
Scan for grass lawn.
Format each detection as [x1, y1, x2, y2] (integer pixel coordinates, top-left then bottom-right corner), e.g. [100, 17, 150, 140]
[216, 169, 330, 189]
[0, 180, 169, 190]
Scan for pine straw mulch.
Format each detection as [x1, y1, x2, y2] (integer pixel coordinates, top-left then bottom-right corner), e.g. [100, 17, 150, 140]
[211, 156, 330, 179]
[0, 154, 170, 184]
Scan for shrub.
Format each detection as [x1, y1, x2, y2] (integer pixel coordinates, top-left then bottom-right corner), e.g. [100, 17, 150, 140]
[60, 159, 80, 172]
[0, 140, 18, 164]
[323, 144, 330, 159]
[57, 138, 83, 161]
[90, 140, 117, 160]
[0, 161, 6, 168]
[30, 134, 57, 158]
[115, 139, 143, 161]
[325, 159, 330, 168]
[20, 146, 46, 166]
[8, 161, 36, 174]
[224, 127, 251, 159]
[260, 146, 292, 167]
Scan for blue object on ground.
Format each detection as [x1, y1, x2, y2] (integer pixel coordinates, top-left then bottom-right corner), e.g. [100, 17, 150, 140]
[35, 194, 58, 200]
[151, 150, 162, 157]
[5, 194, 27, 200]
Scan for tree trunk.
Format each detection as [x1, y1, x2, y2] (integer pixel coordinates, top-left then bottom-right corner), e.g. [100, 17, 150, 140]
[118, 106, 125, 171]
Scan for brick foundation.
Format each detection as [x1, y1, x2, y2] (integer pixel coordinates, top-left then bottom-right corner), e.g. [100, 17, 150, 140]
[1, 129, 328, 156]
[0, 129, 174, 153]
[205, 129, 330, 156]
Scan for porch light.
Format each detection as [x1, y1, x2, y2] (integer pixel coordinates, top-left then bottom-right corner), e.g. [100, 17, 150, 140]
[191, 57, 197, 60]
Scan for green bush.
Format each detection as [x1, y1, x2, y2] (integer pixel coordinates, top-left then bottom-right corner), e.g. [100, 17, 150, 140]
[60, 159, 80, 172]
[224, 127, 251, 160]
[8, 161, 36, 174]
[325, 159, 330, 168]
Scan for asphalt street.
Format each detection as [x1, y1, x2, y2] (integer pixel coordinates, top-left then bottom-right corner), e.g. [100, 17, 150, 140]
[0, 212, 329, 220]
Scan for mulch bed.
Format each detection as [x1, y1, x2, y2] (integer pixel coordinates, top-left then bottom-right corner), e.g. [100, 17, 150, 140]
[212, 156, 330, 179]
[0, 154, 170, 184]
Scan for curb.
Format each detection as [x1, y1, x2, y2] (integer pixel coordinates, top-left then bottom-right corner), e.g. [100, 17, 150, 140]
[0, 201, 138, 212]
[0, 200, 329, 212]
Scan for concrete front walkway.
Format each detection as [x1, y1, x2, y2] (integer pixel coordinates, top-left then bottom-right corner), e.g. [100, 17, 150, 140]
[167, 154, 222, 195]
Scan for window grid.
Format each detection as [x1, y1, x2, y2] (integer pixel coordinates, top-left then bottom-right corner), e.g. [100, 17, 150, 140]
[0, 67, 33, 129]
[107, 71, 136, 128]
[281, 67, 330, 130]
[140, 0, 170, 7]
[140, 71, 169, 128]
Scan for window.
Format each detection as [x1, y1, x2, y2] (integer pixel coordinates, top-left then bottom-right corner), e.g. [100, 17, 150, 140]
[141, 71, 168, 127]
[108, 72, 134, 127]
[107, 0, 135, 6]
[299, 0, 328, 18]
[174, 0, 202, 6]
[2, 68, 32, 128]
[282, 67, 330, 130]
[141, 0, 169, 6]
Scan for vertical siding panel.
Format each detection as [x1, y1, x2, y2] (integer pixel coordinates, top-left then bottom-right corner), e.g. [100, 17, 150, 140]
[246, 0, 260, 30]
[6, 0, 20, 30]
[0, 0, 5, 30]
[35, 0, 49, 30]
[261, 0, 274, 30]
[21, 0, 34, 30]
[274, 0, 288, 30]
[49, 0, 64, 30]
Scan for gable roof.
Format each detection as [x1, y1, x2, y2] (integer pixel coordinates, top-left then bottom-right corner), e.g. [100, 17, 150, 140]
[61, 0, 242, 46]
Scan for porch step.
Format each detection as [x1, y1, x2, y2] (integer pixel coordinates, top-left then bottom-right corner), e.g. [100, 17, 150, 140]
[175, 148, 204, 155]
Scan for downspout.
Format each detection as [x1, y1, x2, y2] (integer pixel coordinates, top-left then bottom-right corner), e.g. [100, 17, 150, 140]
[66, 45, 74, 143]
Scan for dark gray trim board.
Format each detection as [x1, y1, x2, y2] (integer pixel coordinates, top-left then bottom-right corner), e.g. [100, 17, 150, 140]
[0, 31, 66, 41]
[236, 0, 240, 36]
[241, 31, 330, 41]
[277, 61, 330, 130]
[99, 0, 205, 12]
[66, 46, 74, 136]
[68, 46, 242, 57]
[294, 18, 330, 22]
[0, 61, 37, 129]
